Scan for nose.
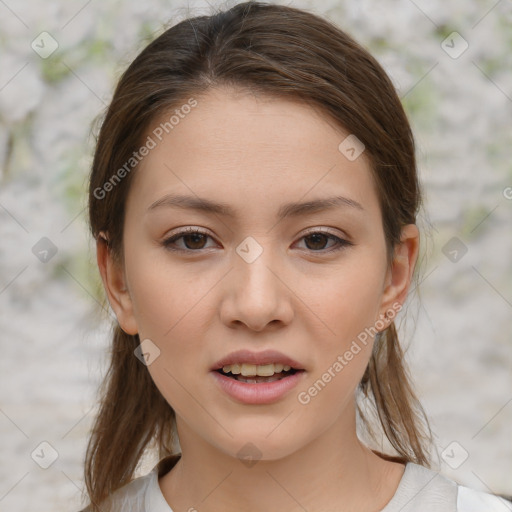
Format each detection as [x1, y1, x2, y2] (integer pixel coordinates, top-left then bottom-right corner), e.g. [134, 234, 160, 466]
[219, 246, 294, 332]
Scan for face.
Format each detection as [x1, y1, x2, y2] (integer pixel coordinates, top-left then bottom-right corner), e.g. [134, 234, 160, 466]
[99, 86, 418, 461]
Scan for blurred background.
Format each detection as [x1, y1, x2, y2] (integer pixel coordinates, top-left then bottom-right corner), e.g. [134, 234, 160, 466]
[0, 0, 511, 510]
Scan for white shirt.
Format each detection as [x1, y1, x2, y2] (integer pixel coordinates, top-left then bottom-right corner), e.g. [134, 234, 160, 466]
[88, 455, 512, 511]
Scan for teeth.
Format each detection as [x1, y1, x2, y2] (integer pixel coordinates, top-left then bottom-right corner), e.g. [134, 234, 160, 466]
[221, 362, 293, 376]
[241, 363, 257, 376]
[255, 364, 274, 376]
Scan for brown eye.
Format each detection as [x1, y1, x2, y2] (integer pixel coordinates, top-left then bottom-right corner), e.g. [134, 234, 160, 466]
[182, 232, 208, 250]
[297, 231, 352, 253]
[162, 228, 216, 252]
[305, 233, 331, 250]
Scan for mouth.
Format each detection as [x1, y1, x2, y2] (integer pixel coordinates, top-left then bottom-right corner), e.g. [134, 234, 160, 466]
[215, 363, 301, 384]
[210, 350, 306, 403]
[211, 361, 305, 405]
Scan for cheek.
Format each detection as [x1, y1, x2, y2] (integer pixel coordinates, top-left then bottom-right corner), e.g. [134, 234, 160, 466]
[124, 245, 216, 339]
[295, 252, 385, 403]
[295, 273, 378, 418]
[123, 247, 216, 401]
[304, 256, 386, 346]
[127, 262, 213, 419]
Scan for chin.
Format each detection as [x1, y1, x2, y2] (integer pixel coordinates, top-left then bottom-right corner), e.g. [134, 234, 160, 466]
[207, 428, 309, 464]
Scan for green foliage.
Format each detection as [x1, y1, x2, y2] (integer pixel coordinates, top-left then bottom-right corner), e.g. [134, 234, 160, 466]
[401, 64, 438, 131]
[40, 53, 73, 84]
[461, 205, 494, 238]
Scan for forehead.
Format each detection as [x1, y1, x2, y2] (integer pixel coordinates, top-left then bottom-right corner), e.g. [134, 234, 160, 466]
[127, 86, 380, 221]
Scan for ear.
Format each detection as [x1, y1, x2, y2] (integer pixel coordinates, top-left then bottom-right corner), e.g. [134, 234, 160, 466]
[378, 224, 419, 322]
[96, 232, 138, 335]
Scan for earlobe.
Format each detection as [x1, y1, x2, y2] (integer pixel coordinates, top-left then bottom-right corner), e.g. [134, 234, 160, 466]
[96, 232, 139, 335]
[378, 224, 419, 322]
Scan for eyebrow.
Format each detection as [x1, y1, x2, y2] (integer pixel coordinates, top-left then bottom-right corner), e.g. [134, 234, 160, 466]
[147, 193, 364, 220]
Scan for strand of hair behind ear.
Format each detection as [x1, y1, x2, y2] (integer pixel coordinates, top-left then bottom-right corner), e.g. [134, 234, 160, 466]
[359, 323, 432, 466]
[83, 326, 175, 511]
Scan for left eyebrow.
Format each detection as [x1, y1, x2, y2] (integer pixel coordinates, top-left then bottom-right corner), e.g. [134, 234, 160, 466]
[146, 193, 364, 220]
[277, 196, 364, 218]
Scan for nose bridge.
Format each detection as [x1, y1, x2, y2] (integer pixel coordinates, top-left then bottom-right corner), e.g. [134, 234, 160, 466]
[220, 235, 293, 330]
[236, 235, 281, 302]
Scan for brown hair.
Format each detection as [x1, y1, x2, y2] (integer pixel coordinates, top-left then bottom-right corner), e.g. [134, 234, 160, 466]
[85, 1, 431, 509]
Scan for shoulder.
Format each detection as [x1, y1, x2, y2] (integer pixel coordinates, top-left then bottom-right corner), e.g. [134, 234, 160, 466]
[84, 470, 154, 512]
[80, 455, 180, 512]
[383, 462, 457, 511]
[456, 485, 512, 512]
[383, 463, 512, 512]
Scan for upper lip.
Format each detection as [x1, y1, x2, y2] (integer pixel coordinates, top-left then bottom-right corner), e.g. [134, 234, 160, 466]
[211, 349, 305, 371]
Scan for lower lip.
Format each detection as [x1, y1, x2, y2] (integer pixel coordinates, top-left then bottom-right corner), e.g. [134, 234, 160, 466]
[211, 370, 305, 405]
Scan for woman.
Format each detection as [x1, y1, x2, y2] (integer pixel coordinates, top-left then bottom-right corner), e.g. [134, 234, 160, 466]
[83, 2, 511, 510]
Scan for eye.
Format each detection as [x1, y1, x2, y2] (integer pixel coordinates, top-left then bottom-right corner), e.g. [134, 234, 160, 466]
[162, 228, 352, 254]
[162, 227, 218, 252]
[295, 230, 352, 253]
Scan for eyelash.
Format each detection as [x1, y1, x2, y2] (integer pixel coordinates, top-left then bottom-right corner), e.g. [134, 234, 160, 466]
[161, 227, 353, 254]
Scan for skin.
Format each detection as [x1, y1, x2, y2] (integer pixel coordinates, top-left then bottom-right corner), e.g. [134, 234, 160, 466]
[97, 86, 420, 512]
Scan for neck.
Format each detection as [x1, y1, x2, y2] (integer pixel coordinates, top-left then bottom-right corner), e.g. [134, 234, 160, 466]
[159, 408, 405, 512]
